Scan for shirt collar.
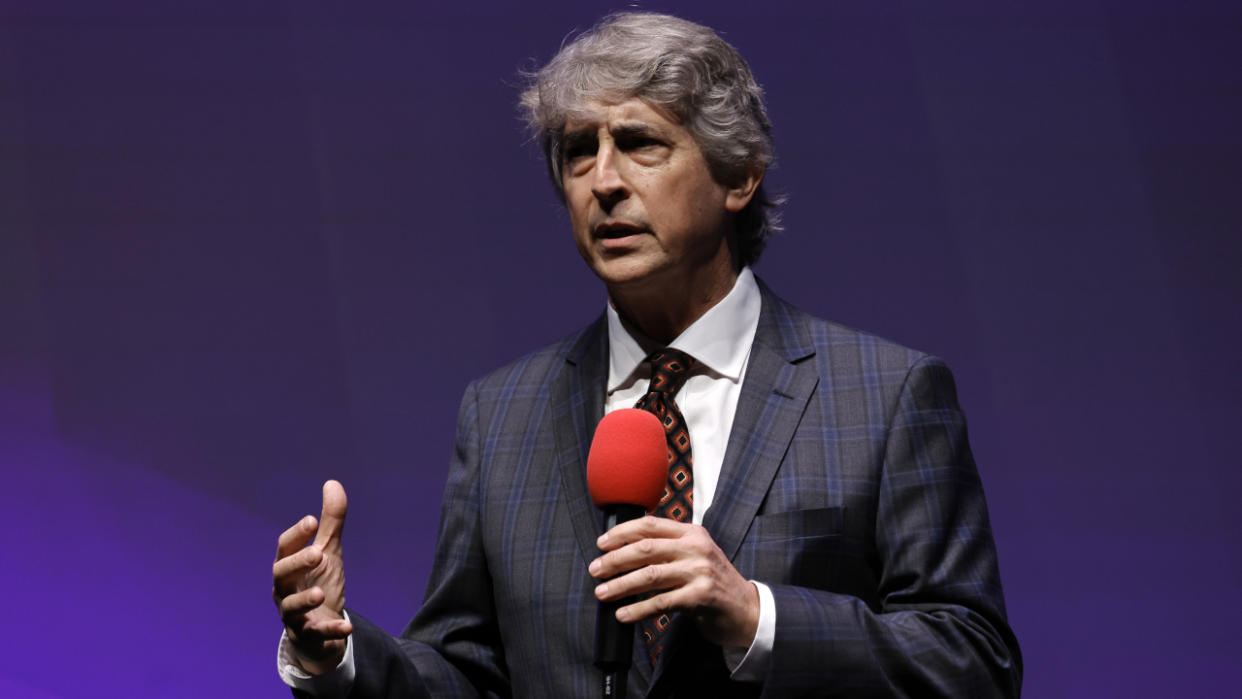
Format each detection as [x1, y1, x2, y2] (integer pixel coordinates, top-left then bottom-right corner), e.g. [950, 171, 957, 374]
[606, 266, 761, 393]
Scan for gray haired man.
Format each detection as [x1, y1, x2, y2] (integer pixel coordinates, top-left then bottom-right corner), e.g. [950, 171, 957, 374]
[274, 12, 1022, 698]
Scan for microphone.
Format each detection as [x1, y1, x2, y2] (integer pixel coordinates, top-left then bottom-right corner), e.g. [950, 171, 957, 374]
[586, 408, 668, 699]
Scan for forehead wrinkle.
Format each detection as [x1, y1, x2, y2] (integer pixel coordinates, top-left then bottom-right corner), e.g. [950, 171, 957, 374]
[561, 124, 597, 144]
[562, 104, 606, 132]
[562, 97, 682, 135]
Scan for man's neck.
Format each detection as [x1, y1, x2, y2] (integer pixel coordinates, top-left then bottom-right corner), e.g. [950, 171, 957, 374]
[606, 257, 740, 345]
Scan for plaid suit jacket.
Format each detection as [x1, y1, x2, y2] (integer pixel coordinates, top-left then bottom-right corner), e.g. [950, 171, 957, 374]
[342, 281, 1022, 698]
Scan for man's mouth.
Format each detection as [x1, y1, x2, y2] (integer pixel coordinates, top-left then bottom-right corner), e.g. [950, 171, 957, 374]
[594, 223, 645, 239]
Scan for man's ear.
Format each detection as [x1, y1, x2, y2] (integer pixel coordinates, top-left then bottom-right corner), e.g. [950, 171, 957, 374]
[724, 165, 765, 213]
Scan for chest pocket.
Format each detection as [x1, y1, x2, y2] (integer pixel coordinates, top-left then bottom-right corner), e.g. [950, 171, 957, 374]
[745, 506, 846, 591]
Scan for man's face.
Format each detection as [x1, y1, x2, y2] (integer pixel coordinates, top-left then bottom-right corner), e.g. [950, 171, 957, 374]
[560, 98, 754, 295]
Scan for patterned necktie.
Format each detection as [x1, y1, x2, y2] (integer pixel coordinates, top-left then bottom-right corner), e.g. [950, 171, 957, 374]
[633, 347, 696, 666]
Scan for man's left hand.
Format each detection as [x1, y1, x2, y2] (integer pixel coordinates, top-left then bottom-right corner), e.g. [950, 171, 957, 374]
[589, 516, 759, 649]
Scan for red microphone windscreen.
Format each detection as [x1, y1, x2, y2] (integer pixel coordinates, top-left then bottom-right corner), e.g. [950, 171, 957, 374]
[586, 408, 667, 510]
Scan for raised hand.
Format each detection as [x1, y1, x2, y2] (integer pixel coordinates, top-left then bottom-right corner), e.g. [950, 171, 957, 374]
[273, 479, 353, 674]
[588, 516, 760, 649]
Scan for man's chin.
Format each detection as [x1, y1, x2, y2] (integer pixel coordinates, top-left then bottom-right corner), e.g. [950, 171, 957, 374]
[587, 257, 668, 291]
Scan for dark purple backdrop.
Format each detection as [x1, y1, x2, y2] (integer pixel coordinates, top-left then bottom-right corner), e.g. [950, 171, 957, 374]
[2, 1, 1239, 697]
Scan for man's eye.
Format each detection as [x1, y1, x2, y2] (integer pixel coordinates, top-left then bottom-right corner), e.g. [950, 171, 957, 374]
[623, 137, 661, 151]
[563, 143, 595, 163]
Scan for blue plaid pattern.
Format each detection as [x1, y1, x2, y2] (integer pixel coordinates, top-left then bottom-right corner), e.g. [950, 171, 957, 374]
[336, 280, 1021, 699]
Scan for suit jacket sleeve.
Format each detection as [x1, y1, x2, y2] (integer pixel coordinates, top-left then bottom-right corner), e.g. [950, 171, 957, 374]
[760, 355, 1021, 698]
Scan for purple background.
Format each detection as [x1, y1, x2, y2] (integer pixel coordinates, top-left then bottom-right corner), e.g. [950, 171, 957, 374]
[2, 1, 1239, 696]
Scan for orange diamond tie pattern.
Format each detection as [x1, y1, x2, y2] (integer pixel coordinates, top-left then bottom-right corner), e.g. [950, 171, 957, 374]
[632, 347, 696, 666]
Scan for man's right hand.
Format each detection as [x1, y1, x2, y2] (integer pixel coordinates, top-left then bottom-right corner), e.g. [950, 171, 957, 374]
[273, 479, 353, 675]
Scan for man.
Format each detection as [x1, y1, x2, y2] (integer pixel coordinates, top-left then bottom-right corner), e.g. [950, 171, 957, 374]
[274, 12, 1022, 698]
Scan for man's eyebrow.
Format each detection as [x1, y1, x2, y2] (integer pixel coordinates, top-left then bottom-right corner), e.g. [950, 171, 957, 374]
[611, 123, 661, 139]
[562, 125, 595, 141]
[561, 127, 599, 151]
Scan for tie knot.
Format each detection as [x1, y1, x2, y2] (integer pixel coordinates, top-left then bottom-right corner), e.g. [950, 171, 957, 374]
[644, 348, 696, 397]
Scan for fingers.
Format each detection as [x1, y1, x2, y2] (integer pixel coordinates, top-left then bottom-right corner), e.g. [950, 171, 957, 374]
[313, 480, 348, 552]
[308, 615, 353, 639]
[591, 517, 712, 580]
[276, 515, 318, 562]
[280, 587, 354, 639]
[596, 515, 687, 551]
[589, 528, 697, 610]
[273, 480, 347, 602]
[609, 577, 759, 649]
[273, 546, 325, 599]
[273, 481, 352, 661]
[589, 536, 682, 580]
[594, 559, 689, 602]
[588, 517, 760, 648]
[589, 521, 737, 608]
[593, 554, 758, 646]
[610, 587, 683, 625]
[280, 586, 327, 626]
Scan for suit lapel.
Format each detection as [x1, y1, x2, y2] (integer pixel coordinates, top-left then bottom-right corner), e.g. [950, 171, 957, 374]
[550, 315, 610, 567]
[701, 281, 819, 561]
[551, 316, 660, 691]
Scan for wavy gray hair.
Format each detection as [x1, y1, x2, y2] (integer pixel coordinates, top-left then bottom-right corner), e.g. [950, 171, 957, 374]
[519, 12, 782, 265]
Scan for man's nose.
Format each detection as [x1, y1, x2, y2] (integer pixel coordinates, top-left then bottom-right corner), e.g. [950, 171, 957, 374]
[591, 144, 627, 207]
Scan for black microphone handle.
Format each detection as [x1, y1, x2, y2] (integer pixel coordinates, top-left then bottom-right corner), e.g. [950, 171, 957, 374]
[595, 503, 647, 698]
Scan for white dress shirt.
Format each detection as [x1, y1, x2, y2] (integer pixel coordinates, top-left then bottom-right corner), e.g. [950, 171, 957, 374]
[279, 267, 774, 692]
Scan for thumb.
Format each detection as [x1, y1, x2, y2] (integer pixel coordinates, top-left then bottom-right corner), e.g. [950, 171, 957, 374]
[314, 479, 348, 553]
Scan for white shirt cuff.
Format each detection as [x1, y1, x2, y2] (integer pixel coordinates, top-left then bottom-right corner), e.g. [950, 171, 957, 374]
[276, 610, 356, 697]
[722, 580, 775, 680]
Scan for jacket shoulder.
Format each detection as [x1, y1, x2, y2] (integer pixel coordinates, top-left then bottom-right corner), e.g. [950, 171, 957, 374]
[764, 291, 968, 423]
[757, 281, 934, 374]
